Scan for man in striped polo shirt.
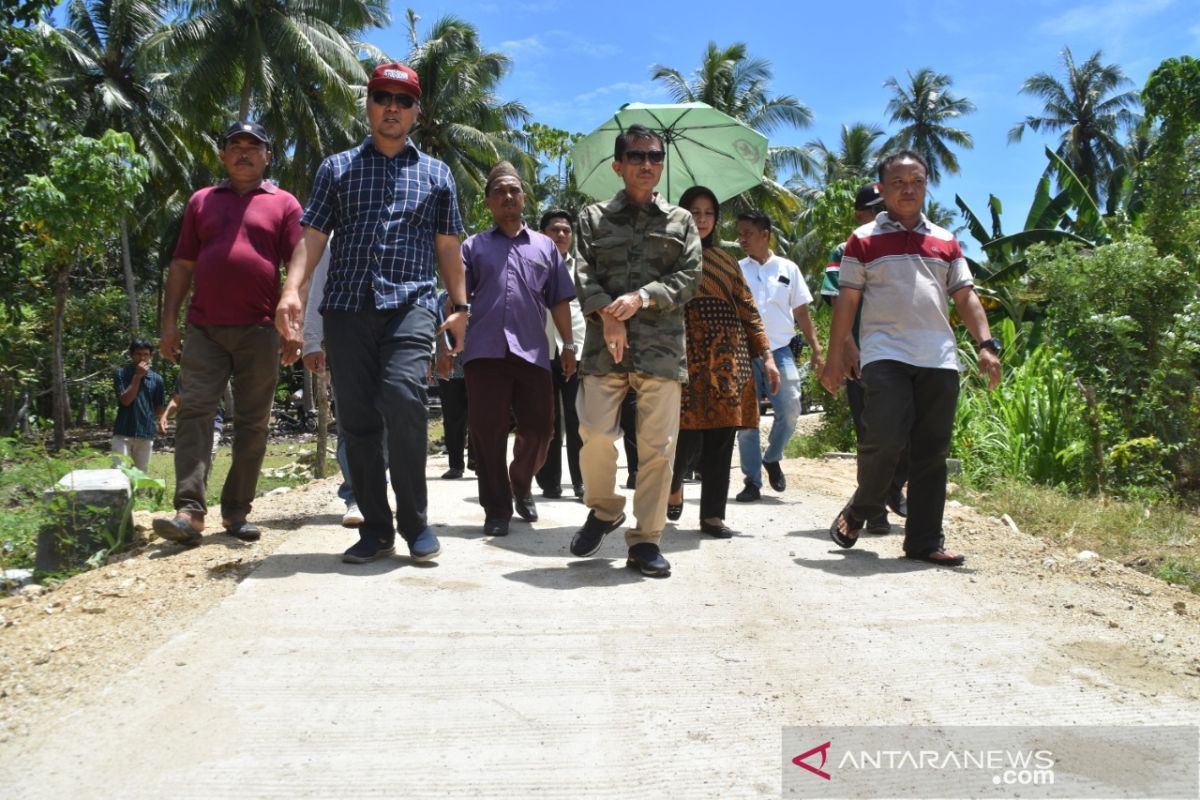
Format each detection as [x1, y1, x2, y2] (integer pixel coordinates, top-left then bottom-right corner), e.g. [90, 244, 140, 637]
[821, 150, 1002, 567]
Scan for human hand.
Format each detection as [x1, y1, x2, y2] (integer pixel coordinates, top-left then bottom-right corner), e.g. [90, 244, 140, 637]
[979, 349, 1002, 391]
[562, 348, 577, 380]
[303, 351, 325, 374]
[601, 313, 628, 364]
[764, 356, 781, 396]
[160, 325, 182, 364]
[820, 347, 846, 394]
[437, 311, 468, 355]
[604, 291, 643, 322]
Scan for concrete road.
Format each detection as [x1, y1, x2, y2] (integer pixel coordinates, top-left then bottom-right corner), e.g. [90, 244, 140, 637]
[2, 448, 1197, 799]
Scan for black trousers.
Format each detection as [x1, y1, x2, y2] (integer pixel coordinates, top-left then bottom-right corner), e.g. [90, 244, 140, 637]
[670, 427, 736, 521]
[846, 376, 908, 503]
[620, 389, 638, 474]
[324, 304, 434, 542]
[439, 376, 469, 471]
[536, 356, 582, 491]
[850, 360, 959, 556]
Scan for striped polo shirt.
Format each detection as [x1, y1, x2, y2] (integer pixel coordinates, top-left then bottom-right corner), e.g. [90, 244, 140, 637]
[838, 213, 973, 371]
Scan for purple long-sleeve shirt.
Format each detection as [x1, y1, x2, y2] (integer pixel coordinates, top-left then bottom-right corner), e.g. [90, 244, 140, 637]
[462, 225, 575, 370]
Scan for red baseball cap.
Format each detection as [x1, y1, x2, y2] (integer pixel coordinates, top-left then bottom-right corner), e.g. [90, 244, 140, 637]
[367, 63, 421, 98]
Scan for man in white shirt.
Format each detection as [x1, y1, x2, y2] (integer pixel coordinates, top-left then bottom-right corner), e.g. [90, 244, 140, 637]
[734, 210, 824, 502]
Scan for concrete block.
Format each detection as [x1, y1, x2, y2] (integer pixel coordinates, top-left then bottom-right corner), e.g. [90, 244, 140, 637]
[36, 469, 131, 573]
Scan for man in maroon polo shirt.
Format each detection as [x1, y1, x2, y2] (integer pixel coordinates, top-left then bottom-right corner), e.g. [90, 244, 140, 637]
[462, 162, 577, 537]
[153, 121, 302, 548]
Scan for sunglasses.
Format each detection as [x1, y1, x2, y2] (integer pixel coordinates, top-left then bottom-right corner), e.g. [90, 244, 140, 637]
[623, 150, 666, 165]
[371, 91, 417, 109]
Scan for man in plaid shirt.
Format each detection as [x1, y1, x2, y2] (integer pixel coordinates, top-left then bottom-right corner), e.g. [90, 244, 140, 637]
[276, 63, 470, 565]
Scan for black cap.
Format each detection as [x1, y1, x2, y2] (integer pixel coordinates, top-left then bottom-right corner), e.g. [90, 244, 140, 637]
[221, 121, 270, 148]
[854, 184, 883, 210]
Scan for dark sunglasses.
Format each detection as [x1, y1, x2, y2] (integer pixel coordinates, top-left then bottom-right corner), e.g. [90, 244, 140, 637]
[371, 91, 417, 109]
[623, 149, 666, 165]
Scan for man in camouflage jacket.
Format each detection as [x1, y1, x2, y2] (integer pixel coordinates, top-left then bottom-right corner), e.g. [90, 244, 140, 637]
[568, 124, 703, 578]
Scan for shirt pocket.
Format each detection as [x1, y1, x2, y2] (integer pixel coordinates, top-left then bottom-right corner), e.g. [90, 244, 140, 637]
[646, 232, 684, 274]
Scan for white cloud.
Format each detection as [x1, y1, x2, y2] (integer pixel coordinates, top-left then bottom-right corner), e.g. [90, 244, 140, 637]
[1038, 0, 1175, 35]
[573, 80, 670, 104]
[497, 30, 618, 62]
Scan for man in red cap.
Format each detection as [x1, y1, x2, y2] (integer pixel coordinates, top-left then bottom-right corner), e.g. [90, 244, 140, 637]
[276, 63, 469, 566]
[155, 120, 302, 548]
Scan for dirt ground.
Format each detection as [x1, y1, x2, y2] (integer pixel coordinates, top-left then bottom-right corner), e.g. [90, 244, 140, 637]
[2, 450, 1198, 747]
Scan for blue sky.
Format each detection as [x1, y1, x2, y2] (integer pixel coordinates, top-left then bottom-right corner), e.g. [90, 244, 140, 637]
[365, 0, 1198, 235]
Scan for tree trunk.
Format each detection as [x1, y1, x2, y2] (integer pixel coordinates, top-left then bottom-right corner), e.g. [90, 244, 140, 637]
[120, 218, 139, 334]
[315, 371, 328, 479]
[239, 77, 252, 122]
[51, 264, 69, 450]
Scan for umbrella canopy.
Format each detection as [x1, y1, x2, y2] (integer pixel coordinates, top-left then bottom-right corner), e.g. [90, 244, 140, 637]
[571, 102, 769, 205]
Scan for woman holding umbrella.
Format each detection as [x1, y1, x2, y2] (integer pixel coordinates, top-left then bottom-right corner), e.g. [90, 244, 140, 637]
[667, 185, 780, 537]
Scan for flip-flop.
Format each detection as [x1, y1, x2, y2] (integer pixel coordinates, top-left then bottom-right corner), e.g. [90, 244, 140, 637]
[666, 502, 683, 521]
[829, 507, 863, 549]
[152, 516, 203, 548]
[224, 521, 261, 542]
[904, 550, 965, 567]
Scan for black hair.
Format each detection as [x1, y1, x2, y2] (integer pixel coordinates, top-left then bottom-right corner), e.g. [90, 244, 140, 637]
[736, 209, 772, 234]
[876, 149, 930, 182]
[128, 337, 153, 354]
[614, 124, 663, 160]
[539, 208, 574, 231]
[679, 185, 720, 248]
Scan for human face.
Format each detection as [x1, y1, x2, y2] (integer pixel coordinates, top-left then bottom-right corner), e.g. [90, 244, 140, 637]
[877, 158, 927, 226]
[484, 176, 525, 227]
[367, 87, 419, 142]
[219, 134, 270, 182]
[130, 347, 152, 366]
[736, 220, 771, 262]
[688, 195, 717, 240]
[611, 135, 664, 196]
[542, 218, 572, 256]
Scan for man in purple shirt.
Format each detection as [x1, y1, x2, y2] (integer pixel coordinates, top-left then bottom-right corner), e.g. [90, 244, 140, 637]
[462, 162, 577, 536]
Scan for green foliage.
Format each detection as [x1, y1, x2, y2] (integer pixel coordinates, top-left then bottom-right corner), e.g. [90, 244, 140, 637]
[1140, 56, 1200, 261]
[1027, 237, 1200, 494]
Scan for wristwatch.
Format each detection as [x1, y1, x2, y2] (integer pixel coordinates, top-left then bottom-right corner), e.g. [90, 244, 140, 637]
[562, 342, 578, 355]
[978, 338, 1002, 356]
[450, 303, 471, 316]
[638, 288, 652, 308]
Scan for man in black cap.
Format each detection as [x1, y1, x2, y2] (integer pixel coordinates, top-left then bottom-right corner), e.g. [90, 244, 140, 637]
[154, 120, 302, 548]
[819, 183, 908, 533]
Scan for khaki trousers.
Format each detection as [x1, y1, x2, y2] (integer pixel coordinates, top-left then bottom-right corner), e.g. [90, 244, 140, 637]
[577, 372, 681, 546]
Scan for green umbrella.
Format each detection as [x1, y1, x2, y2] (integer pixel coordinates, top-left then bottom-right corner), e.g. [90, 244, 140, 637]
[571, 102, 769, 205]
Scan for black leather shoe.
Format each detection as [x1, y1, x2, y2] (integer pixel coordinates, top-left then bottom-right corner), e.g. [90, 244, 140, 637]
[699, 520, 734, 538]
[764, 460, 786, 492]
[735, 481, 760, 502]
[483, 517, 509, 537]
[626, 542, 671, 577]
[542, 486, 563, 499]
[441, 467, 463, 480]
[569, 511, 626, 557]
[572, 483, 585, 499]
[514, 495, 538, 522]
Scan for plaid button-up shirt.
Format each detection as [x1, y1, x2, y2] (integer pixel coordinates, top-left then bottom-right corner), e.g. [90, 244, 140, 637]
[301, 138, 464, 314]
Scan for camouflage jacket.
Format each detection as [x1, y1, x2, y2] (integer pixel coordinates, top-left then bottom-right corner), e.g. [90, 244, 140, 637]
[576, 191, 703, 382]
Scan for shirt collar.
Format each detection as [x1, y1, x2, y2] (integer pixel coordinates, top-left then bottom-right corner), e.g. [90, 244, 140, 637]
[878, 211, 931, 233]
[362, 136, 419, 161]
[487, 223, 531, 242]
[746, 249, 776, 268]
[605, 190, 669, 218]
[214, 178, 277, 194]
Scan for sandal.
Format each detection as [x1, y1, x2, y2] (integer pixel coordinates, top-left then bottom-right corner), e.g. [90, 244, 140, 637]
[829, 507, 863, 549]
[904, 550, 965, 567]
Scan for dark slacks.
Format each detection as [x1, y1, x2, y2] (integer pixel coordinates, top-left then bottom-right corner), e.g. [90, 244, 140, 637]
[846, 376, 909, 502]
[535, 356, 582, 492]
[620, 389, 638, 475]
[175, 323, 278, 521]
[324, 305, 434, 542]
[439, 376, 469, 471]
[670, 427, 737, 521]
[464, 353, 554, 520]
[850, 360, 959, 556]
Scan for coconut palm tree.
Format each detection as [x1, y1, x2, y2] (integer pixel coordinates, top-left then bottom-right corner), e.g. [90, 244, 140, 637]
[151, 0, 387, 138]
[402, 12, 534, 216]
[1008, 47, 1140, 205]
[39, 0, 199, 332]
[800, 122, 886, 186]
[882, 68, 975, 185]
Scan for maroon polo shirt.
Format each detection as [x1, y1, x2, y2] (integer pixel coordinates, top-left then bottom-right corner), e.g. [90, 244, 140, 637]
[173, 179, 302, 325]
